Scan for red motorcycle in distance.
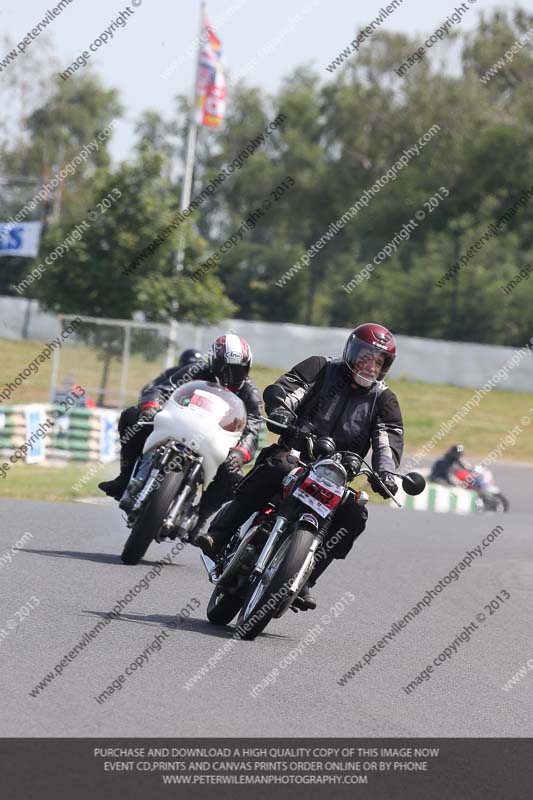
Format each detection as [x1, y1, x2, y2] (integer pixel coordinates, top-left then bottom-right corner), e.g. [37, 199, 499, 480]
[453, 466, 510, 513]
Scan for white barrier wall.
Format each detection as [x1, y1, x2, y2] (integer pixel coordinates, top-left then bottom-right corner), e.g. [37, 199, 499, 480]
[177, 319, 533, 393]
[0, 297, 61, 342]
[1, 297, 532, 393]
[391, 483, 478, 514]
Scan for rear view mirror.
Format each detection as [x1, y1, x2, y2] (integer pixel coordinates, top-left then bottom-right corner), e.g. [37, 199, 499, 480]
[402, 472, 426, 496]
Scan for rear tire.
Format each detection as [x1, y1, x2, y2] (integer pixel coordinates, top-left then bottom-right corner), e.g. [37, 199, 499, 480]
[121, 469, 184, 565]
[206, 586, 243, 625]
[236, 526, 316, 640]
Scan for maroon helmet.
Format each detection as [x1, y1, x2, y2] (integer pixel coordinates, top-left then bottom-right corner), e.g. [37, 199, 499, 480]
[208, 333, 252, 390]
[343, 323, 396, 387]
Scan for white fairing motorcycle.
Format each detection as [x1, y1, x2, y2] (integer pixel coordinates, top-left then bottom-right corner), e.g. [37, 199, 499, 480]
[119, 380, 247, 564]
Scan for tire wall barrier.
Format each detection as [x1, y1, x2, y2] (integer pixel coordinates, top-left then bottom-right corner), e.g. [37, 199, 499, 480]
[0, 404, 119, 465]
[391, 482, 478, 514]
[0, 406, 265, 467]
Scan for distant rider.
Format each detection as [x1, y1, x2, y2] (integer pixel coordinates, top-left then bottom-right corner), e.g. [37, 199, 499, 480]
[429, 444, 466, 485]
[139, 348, 203, 396]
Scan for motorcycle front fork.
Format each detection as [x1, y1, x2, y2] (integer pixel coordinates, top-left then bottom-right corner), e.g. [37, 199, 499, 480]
[161, 460, 203, 538]
[252, 514, 323, 599]
[252, 516, 288, 575]
[119, 451, 153, 513]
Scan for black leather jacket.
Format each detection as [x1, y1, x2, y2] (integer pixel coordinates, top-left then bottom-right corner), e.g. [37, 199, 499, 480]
[429, 453, 465, 482]
[140, 361, 263, 463]
[266, 356, 403, 473]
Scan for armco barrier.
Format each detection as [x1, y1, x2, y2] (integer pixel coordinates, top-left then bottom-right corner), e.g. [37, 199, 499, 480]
[0, 404, 118, 465]
[391, 482, 477, 514]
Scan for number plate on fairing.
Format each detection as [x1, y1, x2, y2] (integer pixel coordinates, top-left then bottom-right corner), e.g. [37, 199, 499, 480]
[292, 469, 343, 518]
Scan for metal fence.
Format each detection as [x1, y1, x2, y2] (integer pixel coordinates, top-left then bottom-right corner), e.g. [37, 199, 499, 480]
[3, 297, 532, 394]
[49, 315, 181, 409]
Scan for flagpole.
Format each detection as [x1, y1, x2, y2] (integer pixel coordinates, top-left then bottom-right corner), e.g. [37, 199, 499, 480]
[175, 1, 206, 272]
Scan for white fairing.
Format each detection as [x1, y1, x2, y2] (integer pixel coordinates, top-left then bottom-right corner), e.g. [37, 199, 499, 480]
[143, 381, 246, 485]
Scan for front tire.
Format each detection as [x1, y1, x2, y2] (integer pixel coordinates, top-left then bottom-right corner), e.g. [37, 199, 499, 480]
[236, 526, 316, 640]
[121, 469, 184, 565]
[491, 492, 510, 513]
[206, 586, 243, 625]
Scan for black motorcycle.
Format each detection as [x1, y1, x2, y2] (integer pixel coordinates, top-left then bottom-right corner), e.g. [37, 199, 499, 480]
[202, 391, 425, 639]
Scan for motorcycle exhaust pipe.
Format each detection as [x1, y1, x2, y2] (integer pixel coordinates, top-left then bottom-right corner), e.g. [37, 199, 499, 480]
[217, 515, 260, 585]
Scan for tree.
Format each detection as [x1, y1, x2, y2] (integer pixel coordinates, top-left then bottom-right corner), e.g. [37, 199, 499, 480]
[34, 150, 235, 401]
[4, 9, 533, 347]
[0, 70, 122, 299]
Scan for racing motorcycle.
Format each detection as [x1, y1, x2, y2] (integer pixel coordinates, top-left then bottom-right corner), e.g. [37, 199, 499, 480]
[201, 386, 426, 639]
[118, 380, 247, 564]
[453, 466, 510, 513]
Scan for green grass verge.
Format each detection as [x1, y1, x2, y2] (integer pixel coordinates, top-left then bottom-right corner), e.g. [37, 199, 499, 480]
[0, 461, 117, 502]
[253, 365, 533, 463]
[1, 338, 532, 502]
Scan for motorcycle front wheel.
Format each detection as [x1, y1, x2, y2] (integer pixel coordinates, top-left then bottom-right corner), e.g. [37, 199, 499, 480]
[235, 526, 316, 640]
[206, 586, 244, 625]
[121, 469, 184, 565]
[488, 492, 510, 513]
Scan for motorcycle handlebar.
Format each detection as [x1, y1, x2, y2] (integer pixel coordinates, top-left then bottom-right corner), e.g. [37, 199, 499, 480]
[262, 416, 314, 435]
[263, 420, 424, 503]
[265, 422, 379, 478]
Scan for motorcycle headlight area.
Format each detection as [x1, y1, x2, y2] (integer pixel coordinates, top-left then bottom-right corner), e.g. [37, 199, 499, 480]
[312, 460, 347, 487]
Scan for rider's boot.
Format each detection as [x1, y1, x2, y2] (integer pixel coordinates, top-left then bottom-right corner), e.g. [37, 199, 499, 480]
[290, 583, 317, 612]
[99, 407, 145, 501]
[190, 500, 219, 545]
[98, 454, 135, 500]
[194, 496, 257, 557]
[289, 542, 338, 612]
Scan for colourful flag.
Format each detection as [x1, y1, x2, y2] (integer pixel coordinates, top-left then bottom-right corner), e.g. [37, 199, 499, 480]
[196, 15, 226, 128]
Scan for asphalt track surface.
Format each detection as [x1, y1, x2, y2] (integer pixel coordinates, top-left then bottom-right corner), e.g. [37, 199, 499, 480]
[0, 462, 531, 737]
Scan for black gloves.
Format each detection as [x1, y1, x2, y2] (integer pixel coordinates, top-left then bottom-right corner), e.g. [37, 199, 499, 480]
[266, 406, 295, 433]
[224, 448, 246, 475]
[368, 471, 398, 499]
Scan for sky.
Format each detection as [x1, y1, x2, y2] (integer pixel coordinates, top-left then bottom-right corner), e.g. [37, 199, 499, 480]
[1, 0, 531, 161]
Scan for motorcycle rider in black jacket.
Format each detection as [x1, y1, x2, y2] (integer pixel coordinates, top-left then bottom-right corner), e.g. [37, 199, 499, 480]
[99, 334, 263, 538]
[139, 348, 204, 397]
[195, 323, 404, 611]
[429, 445, 466, 485]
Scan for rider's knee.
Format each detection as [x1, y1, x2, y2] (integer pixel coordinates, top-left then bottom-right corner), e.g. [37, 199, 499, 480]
[330, 530, 356, 559]
[264, 449, 298, 475]
[328, 508, 367, 559]
[119, 406, 139, 435]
